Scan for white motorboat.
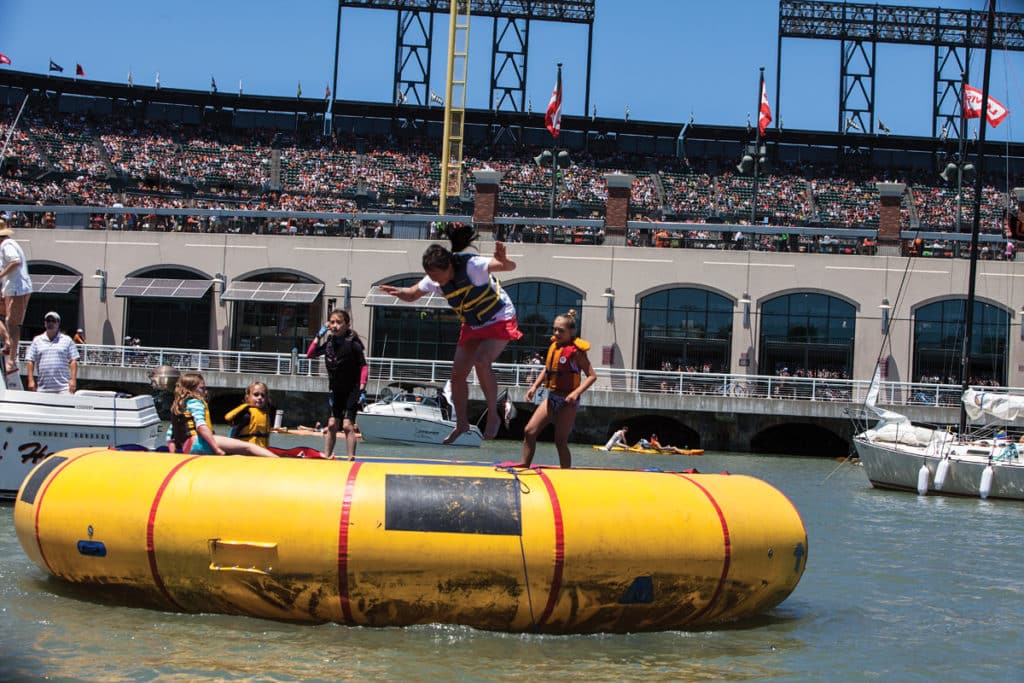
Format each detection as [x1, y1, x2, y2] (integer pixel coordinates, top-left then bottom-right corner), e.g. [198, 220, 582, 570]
[0, 382, 162, 500]
[358, 382, 483, 447]
[854, 389, 1024, 500]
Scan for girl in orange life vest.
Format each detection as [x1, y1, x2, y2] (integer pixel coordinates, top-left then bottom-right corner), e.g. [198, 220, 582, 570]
[379, 224, 520, 444]
[518, 309, 597, 469]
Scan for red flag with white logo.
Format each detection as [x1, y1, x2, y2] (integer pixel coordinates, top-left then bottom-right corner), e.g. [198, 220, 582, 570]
[964, 83, 1009, 127]
[0, 53, 11, 66]
[545, 65, 562, 138]
[758, 74, 772, 136]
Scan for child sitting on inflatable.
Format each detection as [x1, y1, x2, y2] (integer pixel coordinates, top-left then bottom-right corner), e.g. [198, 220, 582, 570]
[224, 381, 272, 448]
[167, 372, 276, 457]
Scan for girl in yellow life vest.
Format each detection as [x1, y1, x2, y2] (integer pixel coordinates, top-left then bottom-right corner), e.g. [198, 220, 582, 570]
[519, 309, 597, 468]
[225, 381, 271, 448]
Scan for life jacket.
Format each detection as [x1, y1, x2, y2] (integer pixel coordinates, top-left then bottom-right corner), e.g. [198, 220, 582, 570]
[544, 337, 591, 394]
[441, 253, 503, 326]
[224, 403, 270, 448]
[323, 332, 365, 389]
[170, 399, 212, 451]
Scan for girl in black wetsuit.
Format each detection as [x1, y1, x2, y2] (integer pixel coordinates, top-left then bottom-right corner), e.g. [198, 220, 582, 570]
[307, 309, 368, 460]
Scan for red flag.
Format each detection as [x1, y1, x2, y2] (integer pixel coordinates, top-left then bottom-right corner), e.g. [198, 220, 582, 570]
[75, 63, 85, 77]
[545, 65, 562, 138]
[0, 53, 10, 66]
[964, 83, 1009, 127]
[758, 74, 772, 136]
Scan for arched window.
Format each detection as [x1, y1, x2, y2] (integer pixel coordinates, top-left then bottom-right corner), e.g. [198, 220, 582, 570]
[26, 263, 82, 341]
[229, 273, 321, 353]
[503, 281, 583, 363]
[638, 288, 733, 372]
[123, 267, 212, 349]
[913, 299, 1008, 385]
[368, 279, 582, 364]
[370, 276, 460, 360]
[759, 293, 855, 378]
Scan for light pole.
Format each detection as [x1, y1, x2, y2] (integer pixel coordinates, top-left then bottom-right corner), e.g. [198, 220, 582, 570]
[940, 72, 975, 233]
[534, 148, 572, 218]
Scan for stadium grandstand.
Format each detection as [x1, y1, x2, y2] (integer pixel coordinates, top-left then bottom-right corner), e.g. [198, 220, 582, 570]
[2, 0, 1024, 391]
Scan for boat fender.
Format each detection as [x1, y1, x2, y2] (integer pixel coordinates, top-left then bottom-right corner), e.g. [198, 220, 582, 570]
[934, 458, 949, 490]
[917, 464, 930, 495]
[979, 464, 994, 499]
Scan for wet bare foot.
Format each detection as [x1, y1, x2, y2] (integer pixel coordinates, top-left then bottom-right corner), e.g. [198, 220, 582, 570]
[321, 452, 335, 460]
[443, 424, 470, 445]
[483, 415, 501, 440]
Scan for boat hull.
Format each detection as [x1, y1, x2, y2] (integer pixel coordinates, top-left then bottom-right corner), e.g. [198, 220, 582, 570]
[15, 449, 808, 633]
[0, 390, 160, 499]
[854, 436, 1024, 500]
[358, 412, 483, 447]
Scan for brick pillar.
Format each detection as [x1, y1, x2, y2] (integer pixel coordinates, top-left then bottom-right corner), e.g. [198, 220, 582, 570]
[876, 182, 906, 246]
[604, 172, 634, 238]
[472, 169, 502, 238]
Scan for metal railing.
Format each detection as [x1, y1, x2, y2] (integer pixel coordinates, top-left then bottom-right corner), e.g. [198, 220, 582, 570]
[33, 341, 1010, 409]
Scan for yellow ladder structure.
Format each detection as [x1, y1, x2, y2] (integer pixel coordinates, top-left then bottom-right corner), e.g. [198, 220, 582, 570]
[439, 0, 470, 216]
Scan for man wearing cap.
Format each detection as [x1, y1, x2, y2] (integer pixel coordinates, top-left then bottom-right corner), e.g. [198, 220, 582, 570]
[26, 311, 79, 394]
[0, 219, 32, 371]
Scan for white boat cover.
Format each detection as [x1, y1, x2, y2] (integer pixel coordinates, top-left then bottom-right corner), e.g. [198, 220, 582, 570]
[963, 389, 1024, 421]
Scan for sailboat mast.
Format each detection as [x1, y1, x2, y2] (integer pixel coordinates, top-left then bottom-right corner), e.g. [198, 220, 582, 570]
[959, 0, 998, 435]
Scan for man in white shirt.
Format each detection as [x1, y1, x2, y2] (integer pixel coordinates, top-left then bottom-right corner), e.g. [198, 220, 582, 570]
[0, 221, 32, 372]
[26, 311, 79, 394]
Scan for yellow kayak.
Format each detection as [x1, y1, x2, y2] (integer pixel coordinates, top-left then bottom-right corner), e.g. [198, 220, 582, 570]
[593, 444, 704, 456]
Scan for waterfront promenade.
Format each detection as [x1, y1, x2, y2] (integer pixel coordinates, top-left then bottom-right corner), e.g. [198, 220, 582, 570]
[33, 342, 1012, 455]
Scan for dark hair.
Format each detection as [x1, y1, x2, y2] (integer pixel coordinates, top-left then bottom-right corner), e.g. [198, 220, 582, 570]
[422, 223, 478, 271]
[328, 308, 362, 344]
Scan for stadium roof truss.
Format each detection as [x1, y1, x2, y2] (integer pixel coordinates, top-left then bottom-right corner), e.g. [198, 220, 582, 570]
[334, 0, 595, 138]
[778, 1, 1024, 141]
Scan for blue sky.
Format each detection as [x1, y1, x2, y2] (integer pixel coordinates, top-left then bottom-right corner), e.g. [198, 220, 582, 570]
[2, 0, 1024, 141]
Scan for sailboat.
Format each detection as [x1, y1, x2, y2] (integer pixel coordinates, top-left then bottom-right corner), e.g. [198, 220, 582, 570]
[853, 2, 1024, 500]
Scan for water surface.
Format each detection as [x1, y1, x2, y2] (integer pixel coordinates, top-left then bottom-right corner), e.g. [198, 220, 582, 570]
[2, 437, 1021, 682]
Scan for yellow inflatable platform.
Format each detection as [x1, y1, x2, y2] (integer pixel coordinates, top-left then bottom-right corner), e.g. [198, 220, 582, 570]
[15, 448, 807, 634]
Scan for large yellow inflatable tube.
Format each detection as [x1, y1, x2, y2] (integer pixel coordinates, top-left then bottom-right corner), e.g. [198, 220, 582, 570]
[15, 448, 807, 633]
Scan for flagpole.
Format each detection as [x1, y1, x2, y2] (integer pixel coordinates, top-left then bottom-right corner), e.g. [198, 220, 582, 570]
[751, 66, 764, 225]
[549, 63, 562, 219]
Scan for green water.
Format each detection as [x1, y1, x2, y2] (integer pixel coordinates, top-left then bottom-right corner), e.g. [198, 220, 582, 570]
[1, 438, 1022, 681]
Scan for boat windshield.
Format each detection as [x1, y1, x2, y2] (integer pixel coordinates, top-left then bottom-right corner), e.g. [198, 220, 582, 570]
[393, 393, 439, 408]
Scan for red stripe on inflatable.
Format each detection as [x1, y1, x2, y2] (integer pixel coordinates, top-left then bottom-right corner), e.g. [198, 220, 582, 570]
[33, 452, 89, 575]
[673, 473, 731, 624]
[337, 461, 362, 624]
[534, 469, 565, 628]
[146, 456, 202, 612]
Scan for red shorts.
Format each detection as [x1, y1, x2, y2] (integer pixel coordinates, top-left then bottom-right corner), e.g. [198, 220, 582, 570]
[458, 317, 523, 345]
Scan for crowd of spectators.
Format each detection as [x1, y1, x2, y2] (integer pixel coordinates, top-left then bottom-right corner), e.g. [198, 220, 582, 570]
[1, 103, 1021, 240]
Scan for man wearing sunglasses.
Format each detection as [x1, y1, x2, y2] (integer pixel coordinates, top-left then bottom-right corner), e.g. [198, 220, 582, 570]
[26, 311, 79, 394]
